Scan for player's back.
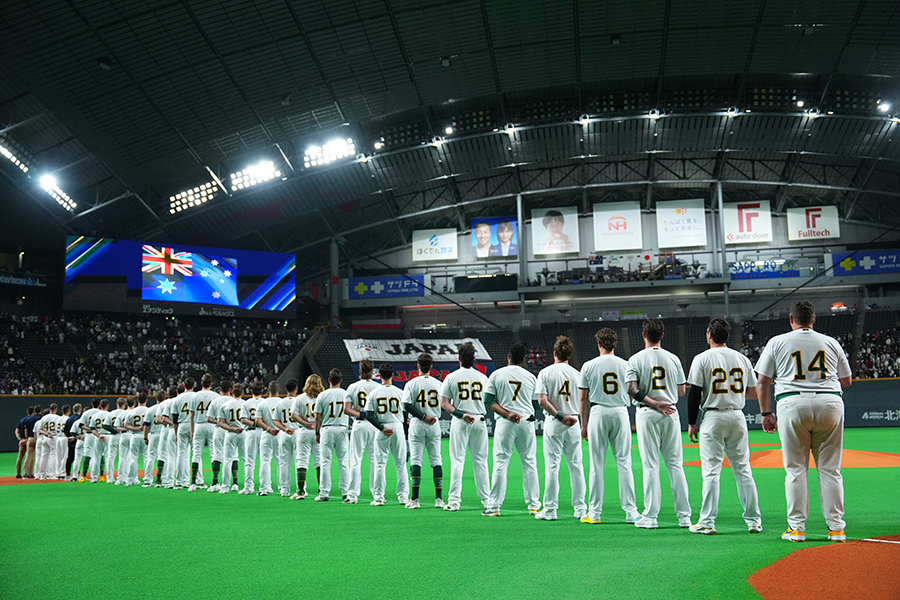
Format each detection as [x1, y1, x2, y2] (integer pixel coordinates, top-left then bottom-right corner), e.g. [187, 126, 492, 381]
[221, 398, 245, 427]
[488, 365, 538, 416]
[626, 346, 686, 404]
[403, 374, 443, 420]
[580, 354, 630, 408]
[291, 393, 318, 423]
[689, 347, 756, 410]
[367, 384, 404, 424]
[346, 379, 380, 414]
[441, 367, 489, 415]
[275, 396, 295, 425]
[130, 406, 149, 430]
[257, 397, 280, 428]
[316, 388, 349, 427]
[756, 328, 850, 396]
[241, 397, 264, 429]
[192, 390, 218, 422]
[537, 362, 581, 415]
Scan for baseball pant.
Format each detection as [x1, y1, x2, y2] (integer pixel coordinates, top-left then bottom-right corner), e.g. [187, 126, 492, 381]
[35, 437, 50, 478]
[635, 407, 691, 520]
[89, 436, 106, 482]
[56, 437, 67, 478]
[542, 417, 587, 514]
[145, 432, 160, 484]
[372, 425, 410, 503]
[127, 434, 145, 484]
[118, 436, 132, 483]
[697, 409, 761, 528]
[224, 430, 245, 488]
[488, 419, 541, 511]
[242, 429, 261, 492]
[24, 437, 36, 477]
[211, 428, 226, 464]
[587, 405, 638, 520]
[258, 430, 280, 493]
[175, 423, 192, 487]
[160, 428, 177, 486]
[318, 426, 350, 498]
[105, 435, 120, 482]
[777, 393, 845, 531]
[191, 423, 215, 485]
[448, 417, 491, 508]
[409, 419, 442, 467]
[276, 431, 293, 494]
[16, 441, 27, 477]
[348, 420, 378, 500]
[72, 439, 85, 479]
[293, 428, 320, 469]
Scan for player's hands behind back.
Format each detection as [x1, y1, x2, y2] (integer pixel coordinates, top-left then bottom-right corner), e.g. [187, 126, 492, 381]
[688, 424, 699, 444]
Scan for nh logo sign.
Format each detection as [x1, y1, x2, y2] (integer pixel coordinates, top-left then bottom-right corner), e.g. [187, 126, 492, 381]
[608, 216, 627, 231]
[737, 203, 760, 232]
[806, 207, 822, 229]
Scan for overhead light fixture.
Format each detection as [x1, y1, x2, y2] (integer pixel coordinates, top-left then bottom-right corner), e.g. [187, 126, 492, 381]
[726, 107, 738, 117]
[303, 138, 356, 169]
[648, 109, 661, 120]
[230, 160, 281, 189]
[356, 153, 370, 163]
[169, 181, 219, 214]
[805, 107, 820, 118]
[796, 100, 805, 108]
[0, 137, 32, 173]
[445, 126, 454, 135]
[39, 174, 76, 212]
[878, 101, 890, 112]
[505, 123, 517, 135]
[432, 137, 445, 147]
[578, 114, 591, 126]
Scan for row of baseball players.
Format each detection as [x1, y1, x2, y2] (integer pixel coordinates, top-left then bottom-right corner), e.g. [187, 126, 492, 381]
[64, 300, 850, 541]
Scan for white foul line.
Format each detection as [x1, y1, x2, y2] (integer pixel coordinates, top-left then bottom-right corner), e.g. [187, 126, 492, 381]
[861, 538, 900, 545]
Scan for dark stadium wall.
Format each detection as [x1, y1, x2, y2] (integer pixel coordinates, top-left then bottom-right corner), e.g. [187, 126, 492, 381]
[2, 381, 897, 452]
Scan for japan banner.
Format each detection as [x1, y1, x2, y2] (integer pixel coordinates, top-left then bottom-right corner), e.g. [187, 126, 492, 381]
[723, 201, 773, 244]
[786, 206, 840, 241]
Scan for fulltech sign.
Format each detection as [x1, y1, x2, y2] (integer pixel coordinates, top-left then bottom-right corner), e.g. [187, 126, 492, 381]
[786, 206, 840, 241]
[722, 201, 772, 244]
[344, 338, 492, 362]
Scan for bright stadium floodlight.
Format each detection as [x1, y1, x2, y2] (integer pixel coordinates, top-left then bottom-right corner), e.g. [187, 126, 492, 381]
[39, 174, 76, 212]
[303, 138, 356, 169]
[169, 181, 219, 214]
[0, 139, 31, 174]
[230, 160, 281, 191]
[878, 101, 890, 113]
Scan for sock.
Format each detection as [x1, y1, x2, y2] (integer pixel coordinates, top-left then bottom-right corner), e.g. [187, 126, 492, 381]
[231, 462, 238, 485]
[156, 460, 164, 484]
[297, 468, 307, 494]
[100, 457, 105, 475]
[433, 465, 443, 500]
[191, 462, 198, 485]
[410, 464, 421, 501]
[81, 457, 89, 477]
[212, 461, 221, 485]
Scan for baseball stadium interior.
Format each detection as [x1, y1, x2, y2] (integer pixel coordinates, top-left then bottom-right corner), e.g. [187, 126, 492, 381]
[1, 1, 899, 599]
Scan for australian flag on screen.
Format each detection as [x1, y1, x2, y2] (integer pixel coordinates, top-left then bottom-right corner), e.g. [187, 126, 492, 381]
[140, 245, 239, 306]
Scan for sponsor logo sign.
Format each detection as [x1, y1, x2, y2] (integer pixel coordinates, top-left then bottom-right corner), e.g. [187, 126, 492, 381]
[786, 206, 840, 241]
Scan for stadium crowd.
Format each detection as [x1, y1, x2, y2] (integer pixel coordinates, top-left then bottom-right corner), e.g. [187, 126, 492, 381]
[855, 330, 900, 379]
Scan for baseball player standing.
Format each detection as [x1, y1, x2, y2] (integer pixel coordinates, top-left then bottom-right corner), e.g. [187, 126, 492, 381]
[439, 342, 491, 513]
[274, 378, 300, 497]
[686, 318, 762, 535]
[87, 399, 110, 482]
[343, 359, 381, 505]
[143, 390, 168, 487]
[483, 343, 541, 517]
[289, 375, 322, 500]
[173, 378, 197, 489]
[188, 374, 218, 491]
[157, 384, 183, 488]
[626, 318, 692, 529]
[205, 381, 233, 492]
[314, 368, 351, 502]
[55, 405, 70, 479]
[77, 399, 101, 482]
[401, 353, 445, 509]
[255, 381, 284, 497]
[364, 363, 410, 506]
[219, 383, 246, 493]
[535, 336, 586, 521]
[755, 300, 852, 543]
[123, 394, 149, 487]
[578, 329, 640, 524]
[238, 381, 266, 495]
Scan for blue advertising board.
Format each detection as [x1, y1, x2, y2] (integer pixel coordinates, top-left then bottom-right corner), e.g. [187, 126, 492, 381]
[729, 261, 799, 280]
[349, 275, 425, 299]
[831, 250, 900, 276]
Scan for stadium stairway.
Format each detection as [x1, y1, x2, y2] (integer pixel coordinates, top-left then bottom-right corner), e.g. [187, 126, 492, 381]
[851, 310, 865, 367]
[278, 328, 325, 388]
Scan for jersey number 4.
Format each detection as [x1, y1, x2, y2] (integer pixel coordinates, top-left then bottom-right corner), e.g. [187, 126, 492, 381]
[415, 389, 440, 408]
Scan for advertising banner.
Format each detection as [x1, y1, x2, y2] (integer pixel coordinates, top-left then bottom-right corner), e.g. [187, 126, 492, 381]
[470, 217, 518, 258]
[532, 207, 580, 255]
[723, 201, 772, 244]
[655, 199, 707, 248]
[343, 338, 492, 362]
[593, 202, 643, 251]
[786, 206, 840, 241]
[348, 275, 425, 299]
[830, 250, 900, 275]
[411, 229, 458, 261]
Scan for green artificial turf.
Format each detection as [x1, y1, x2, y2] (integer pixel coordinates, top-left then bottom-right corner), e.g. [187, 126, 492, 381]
[1, 428, 897, 600]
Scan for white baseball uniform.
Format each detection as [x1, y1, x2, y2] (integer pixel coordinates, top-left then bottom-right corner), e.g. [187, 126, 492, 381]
[537, 362, 587, 515]
[34, 415, 54, 479]
[274, 396, 297, 495]
[55, 414, 68, 478]
[221, 397, 246, 490]
[688, 346, 761, 529]
[127, 405, 149, 485]
[143, 402, 163, 484]
[255, 396, 282, 494]
[88, 409, 109, 482]
[315, 388, 351, 499]
[626, 346, 691, 521]
[345, 379, 380, 501]
[365, 383, 410, 503]
[79, 408, 100, 478]
[206, 395, 227, 467]
[71, 415, 86, 480]
[118, 408, 134, 484]
[239, 396, 264, 493]
[157, 399, 178, 486]
[172, 391, 195, 487]
[403, 374, 444, 468]
[441, 366, 491, 508]
[290, 393, 321, 471]
[755, 327, 852, 532]
[485, 365, 541, 512]
[580, 353, 639, 521]
[104, 408, 126, 483]
[189, 389, 218, 486]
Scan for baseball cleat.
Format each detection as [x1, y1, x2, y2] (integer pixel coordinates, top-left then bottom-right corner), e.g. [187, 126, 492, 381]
[689, 524, 716, 535]
[678, 517, 693, 528]
[434, 498, 445, 509]
[625, 513, 641, 524]
[198, 484, 208, 489]
[443, 503, 460, 512]
[78, 477, 87, 483]
[315, 496, 330, 502]
[634, 517, 659, 529]
[238, 489, 252, 495]
[748, 525, 762, 533]
[398, 496, 409, 505]
[230, 484, 239, 492]
[98, 475, 107, 482]
[290, 492, 306, 500]
[573, 509, 587, 520]
[207, 485, 220, 493]
[481, 508, 500, 517]
[405, 499, 420, 509]
[188, 485, 198, 492]
[828, 530, 846, 542]
[115, 480, 123, 486]
[164, 484, 174, 489]
[219, 487, 230, 494]
[257, 491, 268, 497]
[781, 528, 806, 542]
[370, 499, 385, 506]
[535, 509, 557, 521]
[581, 515, 602, 525]
[142, 482, 151, 488]
[528, 509, 538, 516]
[281, 492, 291, 498]
[343, 497, 358, 504]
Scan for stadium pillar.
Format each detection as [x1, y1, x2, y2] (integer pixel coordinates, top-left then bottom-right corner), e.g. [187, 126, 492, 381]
[330, 238, 340, 329]
[516, 193, 528, 328]
[716, 181, 730, 318]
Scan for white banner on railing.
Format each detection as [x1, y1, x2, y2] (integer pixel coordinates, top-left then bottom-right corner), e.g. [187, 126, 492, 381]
[344, 338, 492, 362]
